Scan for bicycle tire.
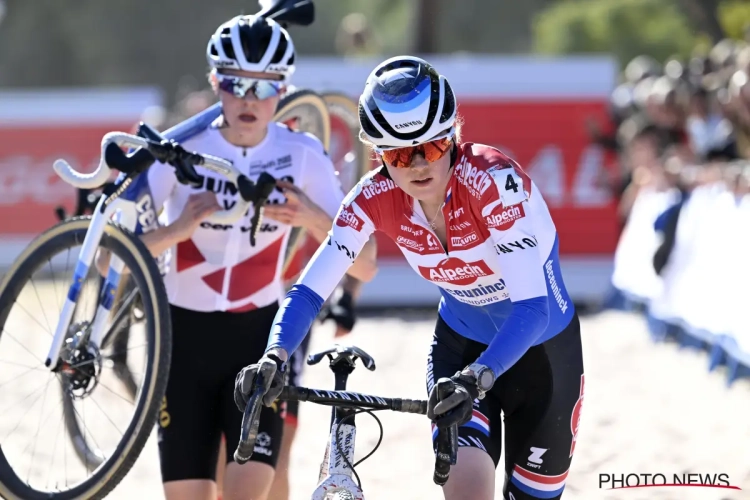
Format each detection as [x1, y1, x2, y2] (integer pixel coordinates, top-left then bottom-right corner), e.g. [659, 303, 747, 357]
[0, 216, 171, 500]
[272, 88, 331, 275]
[321, 91, 371, 190]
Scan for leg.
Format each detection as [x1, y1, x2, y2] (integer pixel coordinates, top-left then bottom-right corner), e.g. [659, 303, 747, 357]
[268, 327, 311, 500]
[159, 307, 224, 500]
[222, 393, 284, 500]
[502, 315, 585, 500]
[216, 435, 226, 500]
[219, 305, 287, 500]
[428, 316, 503, 500]
[268, 421, 295, 500]
[442, 447, 495, 500]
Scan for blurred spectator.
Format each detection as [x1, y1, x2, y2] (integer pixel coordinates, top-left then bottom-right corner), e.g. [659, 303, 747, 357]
[334, 13, 381, 58]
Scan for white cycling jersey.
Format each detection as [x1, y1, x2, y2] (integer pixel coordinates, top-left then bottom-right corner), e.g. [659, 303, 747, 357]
[121, 118, 345, 312]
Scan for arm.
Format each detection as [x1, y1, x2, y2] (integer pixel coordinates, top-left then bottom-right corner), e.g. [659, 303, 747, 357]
[95, 164, 179, 274]
[266, 198, 376, 361]
[474, 165, 550, 377]
[305, 147, 379, 283]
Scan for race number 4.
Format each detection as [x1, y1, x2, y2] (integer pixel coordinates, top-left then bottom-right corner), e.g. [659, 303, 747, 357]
[494, 144, 612, 208]
[500, 170, 526, 207]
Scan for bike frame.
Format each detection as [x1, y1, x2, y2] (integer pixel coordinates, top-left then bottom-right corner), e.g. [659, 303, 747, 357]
[45, 119, 249, 372]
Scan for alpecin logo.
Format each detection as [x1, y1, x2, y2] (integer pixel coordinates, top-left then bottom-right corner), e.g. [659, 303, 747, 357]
[336, 207, 363, 231]
[418, 257, 492, 285]
[486, 204, 525, 231]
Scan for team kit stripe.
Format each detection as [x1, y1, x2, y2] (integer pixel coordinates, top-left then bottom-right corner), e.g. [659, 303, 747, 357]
[511, 465, 568, 498]
[431, 410, 490, 439]
[463, 410, 490, 436]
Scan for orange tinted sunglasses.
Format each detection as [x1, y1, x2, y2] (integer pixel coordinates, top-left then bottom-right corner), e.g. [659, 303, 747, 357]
[381, 137, 453, 168]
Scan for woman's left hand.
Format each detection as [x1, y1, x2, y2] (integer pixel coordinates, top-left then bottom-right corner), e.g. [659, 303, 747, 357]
[263, 180, 326, 229]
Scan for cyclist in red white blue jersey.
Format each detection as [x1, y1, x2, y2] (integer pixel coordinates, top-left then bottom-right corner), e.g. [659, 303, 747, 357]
[235, 55, 585, 500]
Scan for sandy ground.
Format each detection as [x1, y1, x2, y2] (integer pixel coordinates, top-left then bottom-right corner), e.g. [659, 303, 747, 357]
[1, 283, 749, 499]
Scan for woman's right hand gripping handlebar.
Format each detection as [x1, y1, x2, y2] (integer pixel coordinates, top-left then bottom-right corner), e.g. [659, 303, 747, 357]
[233, 350, 288, 411]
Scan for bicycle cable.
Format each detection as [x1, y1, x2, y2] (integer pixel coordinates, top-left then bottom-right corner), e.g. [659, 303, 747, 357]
[334, 408, 385, 491]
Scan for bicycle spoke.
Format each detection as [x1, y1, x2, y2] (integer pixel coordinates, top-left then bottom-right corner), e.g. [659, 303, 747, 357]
[69, 396, 107, 469]
[87, 393, 125, 436]
[29, 278, 54, 337]
[107, 342, 148, 354]
[0, 363, 49, 393]
[0, 374, 54, 443]
[97, 380, 138, 406]
[9, 299, 54, 339]
[45, 406, 66, 490]
[47, 258, 62, 315]
[0, 359, 48, 371]
[0, 329, 46, 364]
[25, 381, 59, 483]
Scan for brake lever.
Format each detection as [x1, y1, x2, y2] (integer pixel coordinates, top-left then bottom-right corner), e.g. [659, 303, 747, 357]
[239, 172, 276, 246]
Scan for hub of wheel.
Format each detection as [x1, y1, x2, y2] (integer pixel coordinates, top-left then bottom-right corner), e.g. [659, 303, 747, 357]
[60, 322, 102, 398]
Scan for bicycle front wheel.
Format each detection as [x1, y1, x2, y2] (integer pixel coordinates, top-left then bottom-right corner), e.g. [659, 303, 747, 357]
[0, 216, 171, 499]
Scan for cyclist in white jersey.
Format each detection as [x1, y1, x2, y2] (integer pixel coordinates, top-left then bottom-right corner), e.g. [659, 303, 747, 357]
[235, 56, 585, 500]
[113, 14, 377, 500]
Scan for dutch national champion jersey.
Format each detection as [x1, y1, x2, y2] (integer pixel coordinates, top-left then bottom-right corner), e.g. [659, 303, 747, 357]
[267, 142, 575, 377]
[120, 118, 346, 313]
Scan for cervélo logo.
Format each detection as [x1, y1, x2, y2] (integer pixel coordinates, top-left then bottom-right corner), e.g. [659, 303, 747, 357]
[418, 257, 492, 285]
[336, 207, 363, 232]
[486, 203, 525, 230]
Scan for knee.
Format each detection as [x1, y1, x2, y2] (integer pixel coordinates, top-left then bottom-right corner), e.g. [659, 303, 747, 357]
[442, 447, 495, 500]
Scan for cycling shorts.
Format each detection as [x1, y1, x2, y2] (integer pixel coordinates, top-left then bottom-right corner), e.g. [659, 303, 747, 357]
[427, 313, 584, 500]
[158, 303, 285, 482]
[284, 327, 312, 426]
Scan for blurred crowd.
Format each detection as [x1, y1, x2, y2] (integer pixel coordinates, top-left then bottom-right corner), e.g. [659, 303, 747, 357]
[602, 38, 750, 382]
[593, 37, 750, 229]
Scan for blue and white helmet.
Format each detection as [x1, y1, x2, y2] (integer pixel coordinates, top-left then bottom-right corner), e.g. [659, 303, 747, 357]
[358, 56, 457, 150]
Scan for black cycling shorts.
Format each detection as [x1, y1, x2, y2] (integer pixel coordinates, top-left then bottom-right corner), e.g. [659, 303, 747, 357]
[284, 327, 312, 426]
[427, 313, 584, 500]
[158, 303, 285, 482]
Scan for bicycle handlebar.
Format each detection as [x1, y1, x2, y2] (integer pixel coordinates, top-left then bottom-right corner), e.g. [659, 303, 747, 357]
[54, 132, 277, 244]
[234, 384, 457, 485]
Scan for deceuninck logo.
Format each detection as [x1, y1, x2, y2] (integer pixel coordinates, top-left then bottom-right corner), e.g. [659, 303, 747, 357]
[599, 473, 741, 491]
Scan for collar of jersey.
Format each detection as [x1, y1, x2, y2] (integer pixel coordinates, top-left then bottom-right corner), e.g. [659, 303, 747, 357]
[208, 116, 277, 155]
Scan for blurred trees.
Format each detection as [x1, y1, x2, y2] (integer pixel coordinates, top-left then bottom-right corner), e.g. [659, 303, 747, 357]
[533, 0, 750, 67]
[3, 0, 747, 99]
[0, 0, 558, 102]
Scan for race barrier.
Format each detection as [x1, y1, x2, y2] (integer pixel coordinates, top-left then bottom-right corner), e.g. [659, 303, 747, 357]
[606, 182, 750, 386]
[0, 55, 619, 307]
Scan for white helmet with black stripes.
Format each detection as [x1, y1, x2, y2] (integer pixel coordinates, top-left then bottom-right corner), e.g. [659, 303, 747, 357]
[206, 14, 295, 81]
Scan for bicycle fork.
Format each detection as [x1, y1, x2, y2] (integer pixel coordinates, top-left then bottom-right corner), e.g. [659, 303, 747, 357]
[45, 195, 131, 370]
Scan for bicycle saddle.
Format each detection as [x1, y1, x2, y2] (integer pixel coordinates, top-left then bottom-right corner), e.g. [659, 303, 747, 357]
[307, 344, 376, 371]
[256, 0, 314, 27]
